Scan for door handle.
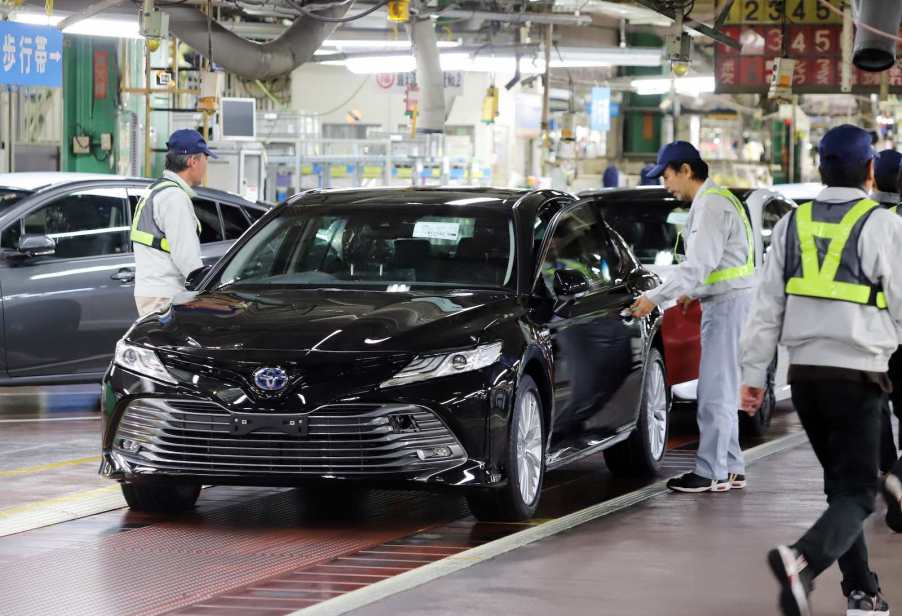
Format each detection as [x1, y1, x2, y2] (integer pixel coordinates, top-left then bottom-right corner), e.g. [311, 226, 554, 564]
[111, 268, 135, 282]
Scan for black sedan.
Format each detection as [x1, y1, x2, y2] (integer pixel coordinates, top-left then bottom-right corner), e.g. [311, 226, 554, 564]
[100, 187, 670, 521]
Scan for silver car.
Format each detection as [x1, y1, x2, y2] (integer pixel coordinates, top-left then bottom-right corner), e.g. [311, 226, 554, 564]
[0, 173, 270, 385]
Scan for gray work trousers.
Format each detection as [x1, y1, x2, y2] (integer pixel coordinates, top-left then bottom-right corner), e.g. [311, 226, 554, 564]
[695, 290, 752, 480]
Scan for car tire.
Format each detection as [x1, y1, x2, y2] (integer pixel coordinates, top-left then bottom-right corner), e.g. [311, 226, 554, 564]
[604, 348, 670, 477]
[466, 374, 545, 522]
[121, 482, 201, 513]
[739, 358, 777, 439]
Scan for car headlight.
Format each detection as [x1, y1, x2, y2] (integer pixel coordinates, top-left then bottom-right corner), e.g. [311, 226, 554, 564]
[380, 342, 503, 389]
[114, 340, 177, 384]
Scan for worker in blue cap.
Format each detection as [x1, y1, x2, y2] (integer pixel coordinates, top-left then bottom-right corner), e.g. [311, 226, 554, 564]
[602, 164, 619, 188]
[131, 129, 218, 317]
[631, 141, 756, 495]
[740, 124, 902, 614]
[870, 149, 902, 477]
[639, 162, 659, 185]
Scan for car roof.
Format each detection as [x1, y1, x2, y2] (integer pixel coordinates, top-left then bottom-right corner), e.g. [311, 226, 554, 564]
[0, 173, 271, 208]
[0, 172, 131, 191]
[286, 186, 532, 209]
[770, 182, 823, 201]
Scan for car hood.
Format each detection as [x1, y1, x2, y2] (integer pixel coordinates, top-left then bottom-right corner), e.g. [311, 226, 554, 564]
[130, 287, 519, 359]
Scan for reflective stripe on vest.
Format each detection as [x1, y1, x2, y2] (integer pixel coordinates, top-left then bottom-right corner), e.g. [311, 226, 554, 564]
[130, 179, 200, 253]
[702, 187, 756, 285]
[784, 199, 887, 309]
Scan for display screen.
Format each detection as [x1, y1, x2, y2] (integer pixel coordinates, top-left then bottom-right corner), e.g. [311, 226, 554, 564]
[220, 98, 256, 139]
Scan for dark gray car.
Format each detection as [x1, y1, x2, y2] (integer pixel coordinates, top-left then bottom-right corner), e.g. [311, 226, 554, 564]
[0, 173, 270, 385]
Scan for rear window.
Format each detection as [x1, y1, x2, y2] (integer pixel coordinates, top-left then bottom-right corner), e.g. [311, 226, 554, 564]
[600, 200, 688, 266]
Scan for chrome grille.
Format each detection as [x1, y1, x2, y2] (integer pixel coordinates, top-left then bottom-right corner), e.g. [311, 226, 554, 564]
[112, 398, 466, 476]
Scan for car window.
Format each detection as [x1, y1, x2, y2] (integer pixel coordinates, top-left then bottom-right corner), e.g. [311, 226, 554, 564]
[0, 189, 31, 216]
[1, 220, 22, 250]
[128, 188, 224, 245]
[20, 188, 129, 259]
[762, 198, 793, 248]
[243, 206, 264, 222]
[600, 199, 688, 266]
[192, 199, 224, 243]
[542, 204, 621, 291]
[220, 202, 250, 240]
[215, 205, 516, 290]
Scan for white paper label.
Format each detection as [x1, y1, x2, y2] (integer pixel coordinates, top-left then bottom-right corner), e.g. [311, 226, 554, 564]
[412, 221, 461, 241]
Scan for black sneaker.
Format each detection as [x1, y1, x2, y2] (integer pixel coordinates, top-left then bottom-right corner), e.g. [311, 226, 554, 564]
[667, 472, 731, 493]
[767, 545, 811, 616]
[729, 473, 747, 489]
[882, 472, 902, 533]
[847, 590, 890, 616]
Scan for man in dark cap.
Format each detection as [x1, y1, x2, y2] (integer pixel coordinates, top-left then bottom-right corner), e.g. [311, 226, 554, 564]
[631, 141, 756, 494]
[740, 124, 901, 615]
[871, 149, 902, 476]
[131, 129, 217, 316]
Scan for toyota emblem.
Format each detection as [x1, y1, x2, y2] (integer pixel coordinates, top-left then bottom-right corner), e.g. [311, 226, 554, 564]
[253, 367, 289, 392]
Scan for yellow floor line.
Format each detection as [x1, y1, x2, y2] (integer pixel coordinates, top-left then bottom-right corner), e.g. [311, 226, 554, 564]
[0, 485, 121, 520]
[0, 456, 101, 478]
[0, 484, 126, 537]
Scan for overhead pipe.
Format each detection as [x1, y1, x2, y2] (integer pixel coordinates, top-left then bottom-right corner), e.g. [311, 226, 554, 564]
[163, 3, 351, 79]
[411, 16, 444, 134]
[851, 0, 902, 72]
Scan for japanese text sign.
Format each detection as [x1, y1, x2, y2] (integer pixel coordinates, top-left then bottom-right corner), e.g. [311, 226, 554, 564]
[0, 22, 63, 88]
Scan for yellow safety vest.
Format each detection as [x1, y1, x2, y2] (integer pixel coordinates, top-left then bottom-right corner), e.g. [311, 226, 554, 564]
[130, 179, 200, 253]
[701, 187, 756, 285]
[784, 198, 887, 309]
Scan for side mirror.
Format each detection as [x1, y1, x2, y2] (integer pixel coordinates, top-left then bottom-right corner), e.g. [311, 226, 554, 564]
[185, 265, 213, 291]
[17, 234, 56, 258]
[553, 269, 590, 299]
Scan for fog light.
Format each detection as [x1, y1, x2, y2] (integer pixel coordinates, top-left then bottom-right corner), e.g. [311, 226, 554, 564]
[119, 439, 141, 453]
[416, 446, 452, 460]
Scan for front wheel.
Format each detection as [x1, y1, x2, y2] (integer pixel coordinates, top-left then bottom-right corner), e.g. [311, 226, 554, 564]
[121, 482, 201, 513]
[604, 348, 671, 477]
[467, 374, 545, 522]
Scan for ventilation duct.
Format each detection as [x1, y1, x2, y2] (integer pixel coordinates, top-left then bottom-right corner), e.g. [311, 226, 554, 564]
[852, 0, 902, 72]
[163, 3, 351, 80]
[411, 16, 445, 134]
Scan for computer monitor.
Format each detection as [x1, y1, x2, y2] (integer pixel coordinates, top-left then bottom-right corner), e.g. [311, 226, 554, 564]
[219, 98, 256, 140]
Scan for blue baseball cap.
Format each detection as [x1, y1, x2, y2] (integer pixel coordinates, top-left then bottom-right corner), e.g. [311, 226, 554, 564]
[818, 124, 874, 170]
[645, 141, 702, 179]
[166, 129, 218, 159]
[874, 148, 902, 192]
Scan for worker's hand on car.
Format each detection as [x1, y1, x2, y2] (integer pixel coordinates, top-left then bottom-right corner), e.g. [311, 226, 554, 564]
[676, 295, 693, 314]
[630, 295, 656, 318]
[740, 385, 764, 415]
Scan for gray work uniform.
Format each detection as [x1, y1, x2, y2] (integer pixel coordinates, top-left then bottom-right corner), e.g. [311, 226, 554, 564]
[645, 178, 757, 481]
[133, 170, 203, 315]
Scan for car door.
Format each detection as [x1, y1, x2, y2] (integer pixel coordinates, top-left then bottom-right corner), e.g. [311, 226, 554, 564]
[535, 203, 644, 447]
[0, 186, 135, 378]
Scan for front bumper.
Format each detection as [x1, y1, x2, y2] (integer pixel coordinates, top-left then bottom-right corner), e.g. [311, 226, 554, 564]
[100, 363, 515, 488]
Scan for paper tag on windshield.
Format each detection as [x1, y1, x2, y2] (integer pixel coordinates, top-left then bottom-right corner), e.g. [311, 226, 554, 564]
[666, 211, 690, 226]
[413, 221, 460, 241]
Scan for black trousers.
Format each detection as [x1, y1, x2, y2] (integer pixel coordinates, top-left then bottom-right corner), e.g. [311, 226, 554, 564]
[791, 380, 882, 597]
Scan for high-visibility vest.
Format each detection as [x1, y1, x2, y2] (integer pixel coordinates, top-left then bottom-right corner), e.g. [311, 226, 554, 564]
[701, 187, 756, 285]
[784, 198, 886, 309]
[130, 178, 200, 253]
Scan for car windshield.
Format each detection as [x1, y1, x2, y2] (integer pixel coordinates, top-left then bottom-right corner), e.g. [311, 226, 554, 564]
[0, 188, 31, 215]
[214, 204, 516, 291]
[601, 200, 688, 266]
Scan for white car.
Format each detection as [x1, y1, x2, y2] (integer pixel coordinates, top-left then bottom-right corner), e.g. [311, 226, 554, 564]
[579, 186, 797, 437]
